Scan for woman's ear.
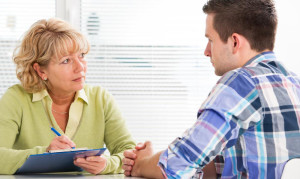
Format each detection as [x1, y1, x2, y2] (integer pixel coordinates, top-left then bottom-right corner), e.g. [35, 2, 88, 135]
[33, 63, 47, 80]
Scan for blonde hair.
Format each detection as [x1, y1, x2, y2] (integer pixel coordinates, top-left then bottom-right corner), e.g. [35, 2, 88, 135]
[13, 18, 90, 93]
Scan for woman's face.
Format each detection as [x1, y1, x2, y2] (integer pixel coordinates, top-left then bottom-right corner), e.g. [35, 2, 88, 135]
[43, 52, 87, 96]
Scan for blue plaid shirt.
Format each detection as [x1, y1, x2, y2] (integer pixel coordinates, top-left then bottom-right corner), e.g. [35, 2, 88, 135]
[158, 51, 300, 178]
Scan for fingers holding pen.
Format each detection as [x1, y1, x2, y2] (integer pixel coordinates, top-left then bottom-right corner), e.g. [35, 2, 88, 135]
[47, 127, 76, 151]
[46, 135, 76, 151]
[57, 135, 76, 148]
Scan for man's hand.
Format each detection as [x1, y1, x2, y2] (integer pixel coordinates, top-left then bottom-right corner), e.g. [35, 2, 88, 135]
[131, 141, 154, 176]
[46, 135, 76, 152]
[122, 141, 152, 176]
[123, 141, 164, 178]
[74, 155, 107, 174]
[122, 149, 136, 176]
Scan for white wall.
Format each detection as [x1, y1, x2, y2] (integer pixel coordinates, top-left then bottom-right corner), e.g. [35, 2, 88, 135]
[275, 0, 300, 74]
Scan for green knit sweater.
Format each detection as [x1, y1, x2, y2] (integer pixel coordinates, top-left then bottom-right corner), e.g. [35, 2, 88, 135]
[0, 84, 136, 174]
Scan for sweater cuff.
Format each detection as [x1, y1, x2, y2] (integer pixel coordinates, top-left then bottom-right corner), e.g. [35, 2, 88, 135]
[100, 155, 123, 174]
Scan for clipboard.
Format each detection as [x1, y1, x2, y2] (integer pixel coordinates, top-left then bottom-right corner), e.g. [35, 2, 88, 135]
[15, 148, 106, 174]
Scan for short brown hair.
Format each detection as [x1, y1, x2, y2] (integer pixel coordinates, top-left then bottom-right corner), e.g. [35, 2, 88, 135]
[203, 0, 277, 52]
[13, 18, 90, 93]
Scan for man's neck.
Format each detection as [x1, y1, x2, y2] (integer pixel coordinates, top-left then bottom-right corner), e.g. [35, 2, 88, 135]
[240, 49, 270, 67]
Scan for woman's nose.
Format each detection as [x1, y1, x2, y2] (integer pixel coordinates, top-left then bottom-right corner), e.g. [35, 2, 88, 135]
[74, 58, 85, 72]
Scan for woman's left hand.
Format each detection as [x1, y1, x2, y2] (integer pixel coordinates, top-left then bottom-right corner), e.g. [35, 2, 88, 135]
[74, 155, 107, 174]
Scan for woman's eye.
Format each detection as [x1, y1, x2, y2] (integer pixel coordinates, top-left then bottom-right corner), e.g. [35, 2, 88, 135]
[80, 53, 85, 58]
[62, 59, 69, 64]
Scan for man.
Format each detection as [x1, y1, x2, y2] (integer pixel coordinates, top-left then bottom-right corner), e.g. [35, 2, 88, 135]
[122, 0, 300, 178]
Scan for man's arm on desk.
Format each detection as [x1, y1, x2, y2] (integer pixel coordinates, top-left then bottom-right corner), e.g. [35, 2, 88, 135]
[122, 141, 216, 179]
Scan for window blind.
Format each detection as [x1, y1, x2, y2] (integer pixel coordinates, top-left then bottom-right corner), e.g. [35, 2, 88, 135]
[0, 0, 55, 95]
[81, 0, 218, 151]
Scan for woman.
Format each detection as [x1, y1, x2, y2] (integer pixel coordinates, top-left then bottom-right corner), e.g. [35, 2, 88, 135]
[0, 18, 135, 174]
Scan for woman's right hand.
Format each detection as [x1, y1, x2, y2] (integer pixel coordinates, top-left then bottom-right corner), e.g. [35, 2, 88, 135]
[46, 135, 76, 152]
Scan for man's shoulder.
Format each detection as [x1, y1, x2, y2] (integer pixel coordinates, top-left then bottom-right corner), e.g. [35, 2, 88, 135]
[244, 59, 297, 77]
[218, 68, 253, 86]
[220, 59, 297, 85]
[209, 69, 257, 100]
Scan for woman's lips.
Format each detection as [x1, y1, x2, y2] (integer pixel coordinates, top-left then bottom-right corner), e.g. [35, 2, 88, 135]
[73, 77, 84, 82]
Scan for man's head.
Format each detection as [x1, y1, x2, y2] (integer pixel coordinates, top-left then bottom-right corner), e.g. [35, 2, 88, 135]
[203, 0, 277, 52]
[202, 0, 277, 76]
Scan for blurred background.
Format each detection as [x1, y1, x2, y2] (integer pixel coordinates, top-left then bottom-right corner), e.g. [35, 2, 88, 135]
[0, 0, 299, 152]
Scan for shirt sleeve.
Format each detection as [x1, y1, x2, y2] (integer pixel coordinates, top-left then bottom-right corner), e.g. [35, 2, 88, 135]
[0, 87, 47, 174]
[158, 70, 263, 178]
[100, 89, 136, 174]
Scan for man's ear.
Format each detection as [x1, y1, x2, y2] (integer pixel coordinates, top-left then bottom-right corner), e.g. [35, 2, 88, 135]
[33, 63, 47, 80]
[231, 33, 241, 54]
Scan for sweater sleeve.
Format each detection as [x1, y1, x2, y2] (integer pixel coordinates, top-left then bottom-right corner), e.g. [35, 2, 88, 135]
[0, 87, 47, 174]
[100, 89, 136, 174]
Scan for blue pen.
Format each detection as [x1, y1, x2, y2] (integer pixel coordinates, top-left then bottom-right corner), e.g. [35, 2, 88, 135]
[50, 127, 75, 149]
[51, 127, 61, 136]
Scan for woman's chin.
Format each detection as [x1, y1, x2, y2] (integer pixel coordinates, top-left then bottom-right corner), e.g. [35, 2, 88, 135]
[73, 83, 85, 91]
